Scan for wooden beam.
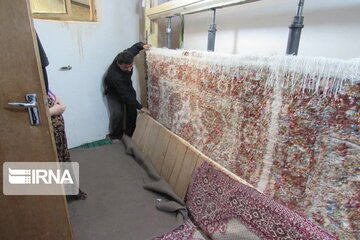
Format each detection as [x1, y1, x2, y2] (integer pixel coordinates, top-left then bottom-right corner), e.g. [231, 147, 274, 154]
[146, 0, 259, 20]
[145, 0, 158, 47]
[134, 113, 258, 200]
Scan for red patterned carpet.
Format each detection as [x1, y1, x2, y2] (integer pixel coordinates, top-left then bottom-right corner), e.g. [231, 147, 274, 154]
[187, 162, 335, 240]
[146, 48, 360, 239]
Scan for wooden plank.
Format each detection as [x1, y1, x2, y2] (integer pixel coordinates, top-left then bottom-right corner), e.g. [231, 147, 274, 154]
[160, 136, 179, 181]
[132, 113, 147, 144]
[168, 144, 188, 189]
[174, 149, 200, 199]
[135, 114, 257, 199]
[179, 15, 185, 49]
[133, 113, 149, 146]
[32, 0, 97, 22]
[146, 120, 164, 164]
[139, 117, 152, 152]
[145, 0, 158, 47]
[138, 116, 153, 151]
[195, 154, 206, 170]
[89, 0, 97, 21]
[146, 0, 259, 19]
[146, 0, 201, 17]
[152, 127, 172, 172]
[142, 119, 161, 160]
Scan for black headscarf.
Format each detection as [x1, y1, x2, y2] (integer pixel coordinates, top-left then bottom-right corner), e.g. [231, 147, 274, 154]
[36, 32, 49, 93]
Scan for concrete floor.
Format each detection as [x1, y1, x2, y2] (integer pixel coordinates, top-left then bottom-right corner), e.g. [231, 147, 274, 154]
[67, 142, 182, 240]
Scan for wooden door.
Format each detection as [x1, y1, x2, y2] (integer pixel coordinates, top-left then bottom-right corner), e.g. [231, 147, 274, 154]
[0, 0, 73, 239]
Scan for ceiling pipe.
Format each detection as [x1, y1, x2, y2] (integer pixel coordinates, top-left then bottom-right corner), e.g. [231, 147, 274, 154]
[286, 0, 305, 55]
[207, 8, 217, 51]
[166, 17, 172, 49]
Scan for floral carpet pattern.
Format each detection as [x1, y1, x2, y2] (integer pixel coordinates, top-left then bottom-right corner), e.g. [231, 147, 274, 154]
[146, 48, 360, 239]
[186, 162, 335, 240]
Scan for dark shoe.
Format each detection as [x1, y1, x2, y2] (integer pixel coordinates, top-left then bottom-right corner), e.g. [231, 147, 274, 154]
[106, 133, 122, 140]
[124, 129, 134, 137]
[66, 189, 87, 202]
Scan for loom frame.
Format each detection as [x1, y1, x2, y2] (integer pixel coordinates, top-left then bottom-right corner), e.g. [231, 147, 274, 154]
[144, 0, 305, 53]
[144, 0, 259, 48]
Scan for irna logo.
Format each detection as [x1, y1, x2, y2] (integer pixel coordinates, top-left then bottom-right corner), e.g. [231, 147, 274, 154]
[3, 162, 79, 195]
[8, 168, 73, 185]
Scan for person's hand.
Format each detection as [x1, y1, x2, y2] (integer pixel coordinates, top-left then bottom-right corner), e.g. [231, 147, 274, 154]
[49, 99, 66, 116]
[143, 44, 152, 50]
[140, 107, 150, 115]
[54, 96, 61, 105]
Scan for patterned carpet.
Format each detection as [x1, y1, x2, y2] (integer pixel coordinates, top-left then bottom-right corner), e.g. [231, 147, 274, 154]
[146, 48, 360, 239]
[187, 162, 335, 240]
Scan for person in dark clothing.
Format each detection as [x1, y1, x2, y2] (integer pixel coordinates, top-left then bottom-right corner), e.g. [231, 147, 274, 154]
[36, 32, 87, 201]
[104, 42, 151, 139]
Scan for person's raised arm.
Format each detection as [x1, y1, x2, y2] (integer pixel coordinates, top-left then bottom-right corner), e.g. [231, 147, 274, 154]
[125, 42, 151, 57]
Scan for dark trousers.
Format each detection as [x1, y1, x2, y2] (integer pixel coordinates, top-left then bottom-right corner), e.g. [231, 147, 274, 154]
[106, 94, 137, 139]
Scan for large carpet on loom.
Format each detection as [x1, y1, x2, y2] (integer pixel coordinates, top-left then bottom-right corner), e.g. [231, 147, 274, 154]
[67, 142, 182, 240]
[146, 48, 360, 239]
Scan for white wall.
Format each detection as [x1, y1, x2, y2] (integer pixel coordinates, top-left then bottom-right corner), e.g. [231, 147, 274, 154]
[35, 0, 146, 148]
[33, 0, 360, 147]
[183, 0, 360, 59]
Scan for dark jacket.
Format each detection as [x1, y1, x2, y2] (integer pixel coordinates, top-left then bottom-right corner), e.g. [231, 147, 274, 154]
[104, 42, 145, 110]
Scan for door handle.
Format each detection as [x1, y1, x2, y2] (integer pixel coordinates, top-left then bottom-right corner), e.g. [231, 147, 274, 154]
[8, 100, 36, 108]
[8, 94, 41, 126]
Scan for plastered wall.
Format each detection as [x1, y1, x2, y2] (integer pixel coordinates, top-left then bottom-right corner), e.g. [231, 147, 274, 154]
[34, 0, 146, 147]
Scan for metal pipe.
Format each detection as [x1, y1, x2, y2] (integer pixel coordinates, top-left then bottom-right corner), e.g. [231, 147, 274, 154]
[207, 8, 217, 51]
[166, 17, 172, 49]
[286, 0, 305, 55]
[296, 0, 304, 16]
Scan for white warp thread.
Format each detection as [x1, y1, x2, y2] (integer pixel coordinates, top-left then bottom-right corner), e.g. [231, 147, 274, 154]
[147, 48, 360, 97]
